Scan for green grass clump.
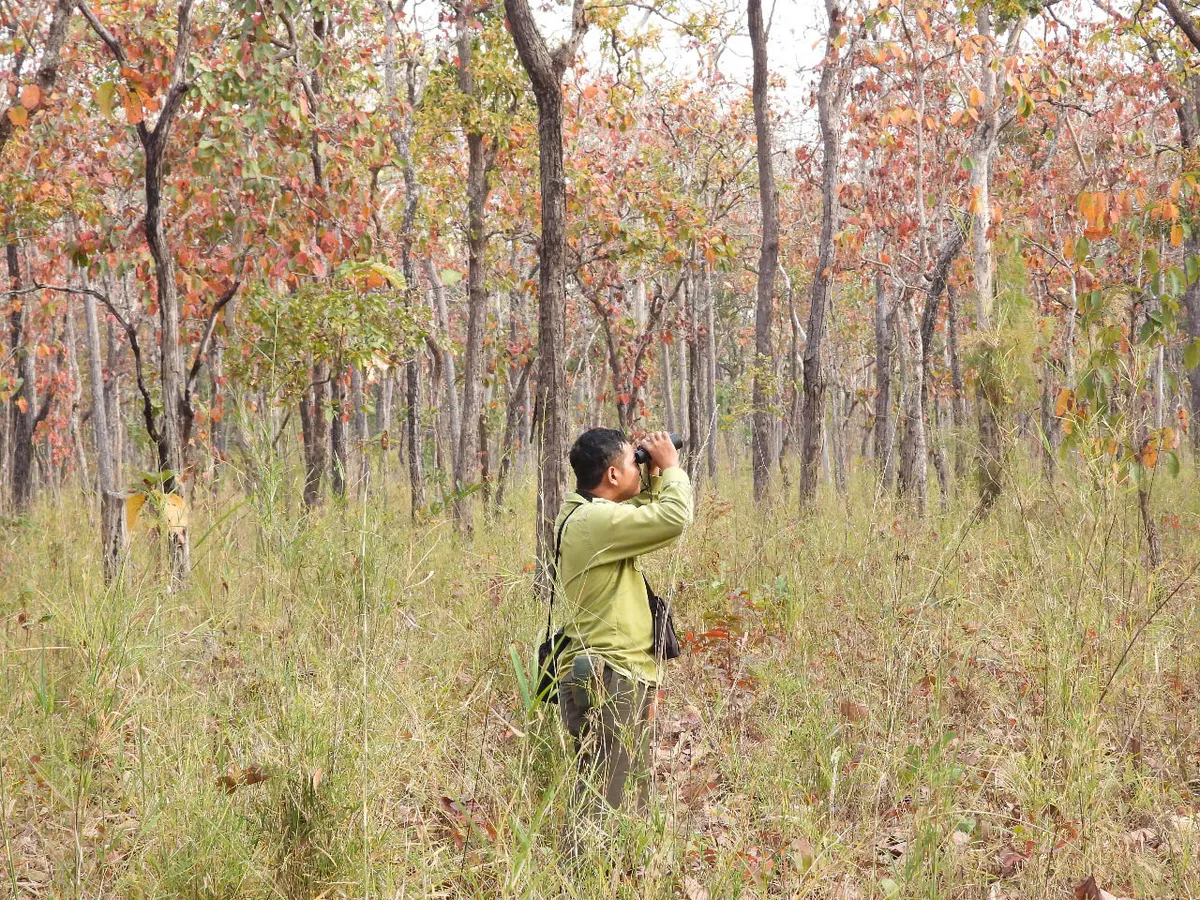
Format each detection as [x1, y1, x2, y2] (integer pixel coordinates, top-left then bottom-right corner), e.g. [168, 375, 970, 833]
[3, 454, 1199, 898]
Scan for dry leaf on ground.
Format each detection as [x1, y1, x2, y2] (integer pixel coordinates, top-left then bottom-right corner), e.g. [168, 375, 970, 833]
[1074, 874, 1133, 900]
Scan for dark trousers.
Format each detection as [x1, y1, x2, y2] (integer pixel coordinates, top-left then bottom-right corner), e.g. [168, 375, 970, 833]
[558, 654, 652, 814]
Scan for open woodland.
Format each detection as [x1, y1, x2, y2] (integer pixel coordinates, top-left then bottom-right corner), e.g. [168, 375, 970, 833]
[5, 0, 1200, 896]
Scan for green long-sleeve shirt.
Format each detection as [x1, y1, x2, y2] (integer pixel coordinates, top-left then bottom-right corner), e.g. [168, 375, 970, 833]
[553, 466, 693, 685]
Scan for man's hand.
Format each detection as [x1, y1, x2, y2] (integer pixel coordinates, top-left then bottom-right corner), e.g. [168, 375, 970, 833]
[639, 431, 679, 475]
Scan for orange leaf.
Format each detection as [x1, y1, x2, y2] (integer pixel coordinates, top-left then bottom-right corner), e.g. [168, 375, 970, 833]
[15, 396, 28, 414]
[968, 187, 984, 216]
[1078, 191, 1095, 223]
[969, 86, 984, 107]
[1171, 224, 1183, 247]
[1055, 388, 1073, 417]
[6, 105, 27, 127]
[1142, 445, 1158, 468]
[124, 91, 143, 125]
[19, 85, 40, 110]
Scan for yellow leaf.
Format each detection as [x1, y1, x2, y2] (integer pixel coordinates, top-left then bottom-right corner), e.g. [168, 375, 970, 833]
[125, 494, 146, 531]
[1064, 236, 1076, 260]
[19, 85, 40, 110]
[1172, 224, 1183, 247]
[96, 82, 116, 118]
[6, 105, 27, 127]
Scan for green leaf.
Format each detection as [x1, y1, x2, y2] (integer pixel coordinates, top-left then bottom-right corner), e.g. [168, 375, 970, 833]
[1073, 235, 1089, 263]
[1185, 339, 1200, 371]
[1167, 451, 1182, 477]
[1187, 255, 1200, 285]
[439, 268, 464, 287]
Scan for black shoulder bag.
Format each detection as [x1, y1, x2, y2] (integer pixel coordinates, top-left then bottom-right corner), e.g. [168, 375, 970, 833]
[535, 505, 582, 704]
[644, 574, 683, 661]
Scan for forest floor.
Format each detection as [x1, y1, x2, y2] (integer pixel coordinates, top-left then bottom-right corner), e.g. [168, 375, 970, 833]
[3, 454, 1200, 899]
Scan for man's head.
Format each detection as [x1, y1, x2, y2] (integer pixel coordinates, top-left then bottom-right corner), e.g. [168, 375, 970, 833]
[569, 428, 641, 501]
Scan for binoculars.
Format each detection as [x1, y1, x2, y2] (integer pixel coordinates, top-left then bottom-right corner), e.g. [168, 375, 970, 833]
[633, 432, 684, 466]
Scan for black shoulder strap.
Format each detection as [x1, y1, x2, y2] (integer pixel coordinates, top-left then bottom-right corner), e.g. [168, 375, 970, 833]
[545, 499, 588, 642]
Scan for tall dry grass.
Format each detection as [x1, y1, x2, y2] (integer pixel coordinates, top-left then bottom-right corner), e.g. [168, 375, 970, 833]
[2, 449, 1199, 898]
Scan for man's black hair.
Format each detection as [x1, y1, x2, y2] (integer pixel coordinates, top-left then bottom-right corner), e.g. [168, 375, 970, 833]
[569, 428, 629, 491]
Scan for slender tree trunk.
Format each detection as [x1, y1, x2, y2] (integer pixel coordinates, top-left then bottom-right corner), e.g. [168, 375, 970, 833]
[506, 0, 587, 599]
[330, 364, 347, 498]
[453, 8, 494, 533]
[705, 269, 718, 481]
[65, 300, 89, 492]
[300, 360, 329, 508]
[748, 0, 778, 503]
[687, 274, 703, 484]
[662, 337, 677, 433]
[7, 242, 35, 512]
[105, 308, 122, 485]
[380, 0, 429, 515]
[83, 279, 126, 580]
[901, 291, 927, 514]
[425, 261, 462, 459]
[801, 0, 852, 506]
[873, 264, 893, 489]
[972, 2, 1003, 509]
[351, 364, 368, 500]
[947, 284, 967, 476]
[494, 359, 532, 511]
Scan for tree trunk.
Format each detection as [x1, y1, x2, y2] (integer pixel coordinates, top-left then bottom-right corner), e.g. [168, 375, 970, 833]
[65, 300, 89, 492]
[947, 284, 968, 476]
[300, 360, 329, 508]
[506, 0, 587, 599]
[380, 0, 429, 515]
[971, 2, 1003, 509]
[105, 306, 123, 485]
[873, 264, 893, 489]
[899, 291, 927, 514]
[494, 359, 532, 511]
[800, 0, 851, 506]
[705, 269, 718, 481]
[7, 242, 36, 512]
[83, 278, 126, 581]
[425, 261, 462, 467]
[687, 273, 703, 484]
[453, 8, 493, 534]
[748, 0, 778, 503]
[662, 337, 677, 433]
[351, 363, 368, 499]
[330, 364, 347, 498]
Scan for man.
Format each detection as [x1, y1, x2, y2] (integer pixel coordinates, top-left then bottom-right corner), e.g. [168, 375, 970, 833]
[553, 428, 692, 814]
